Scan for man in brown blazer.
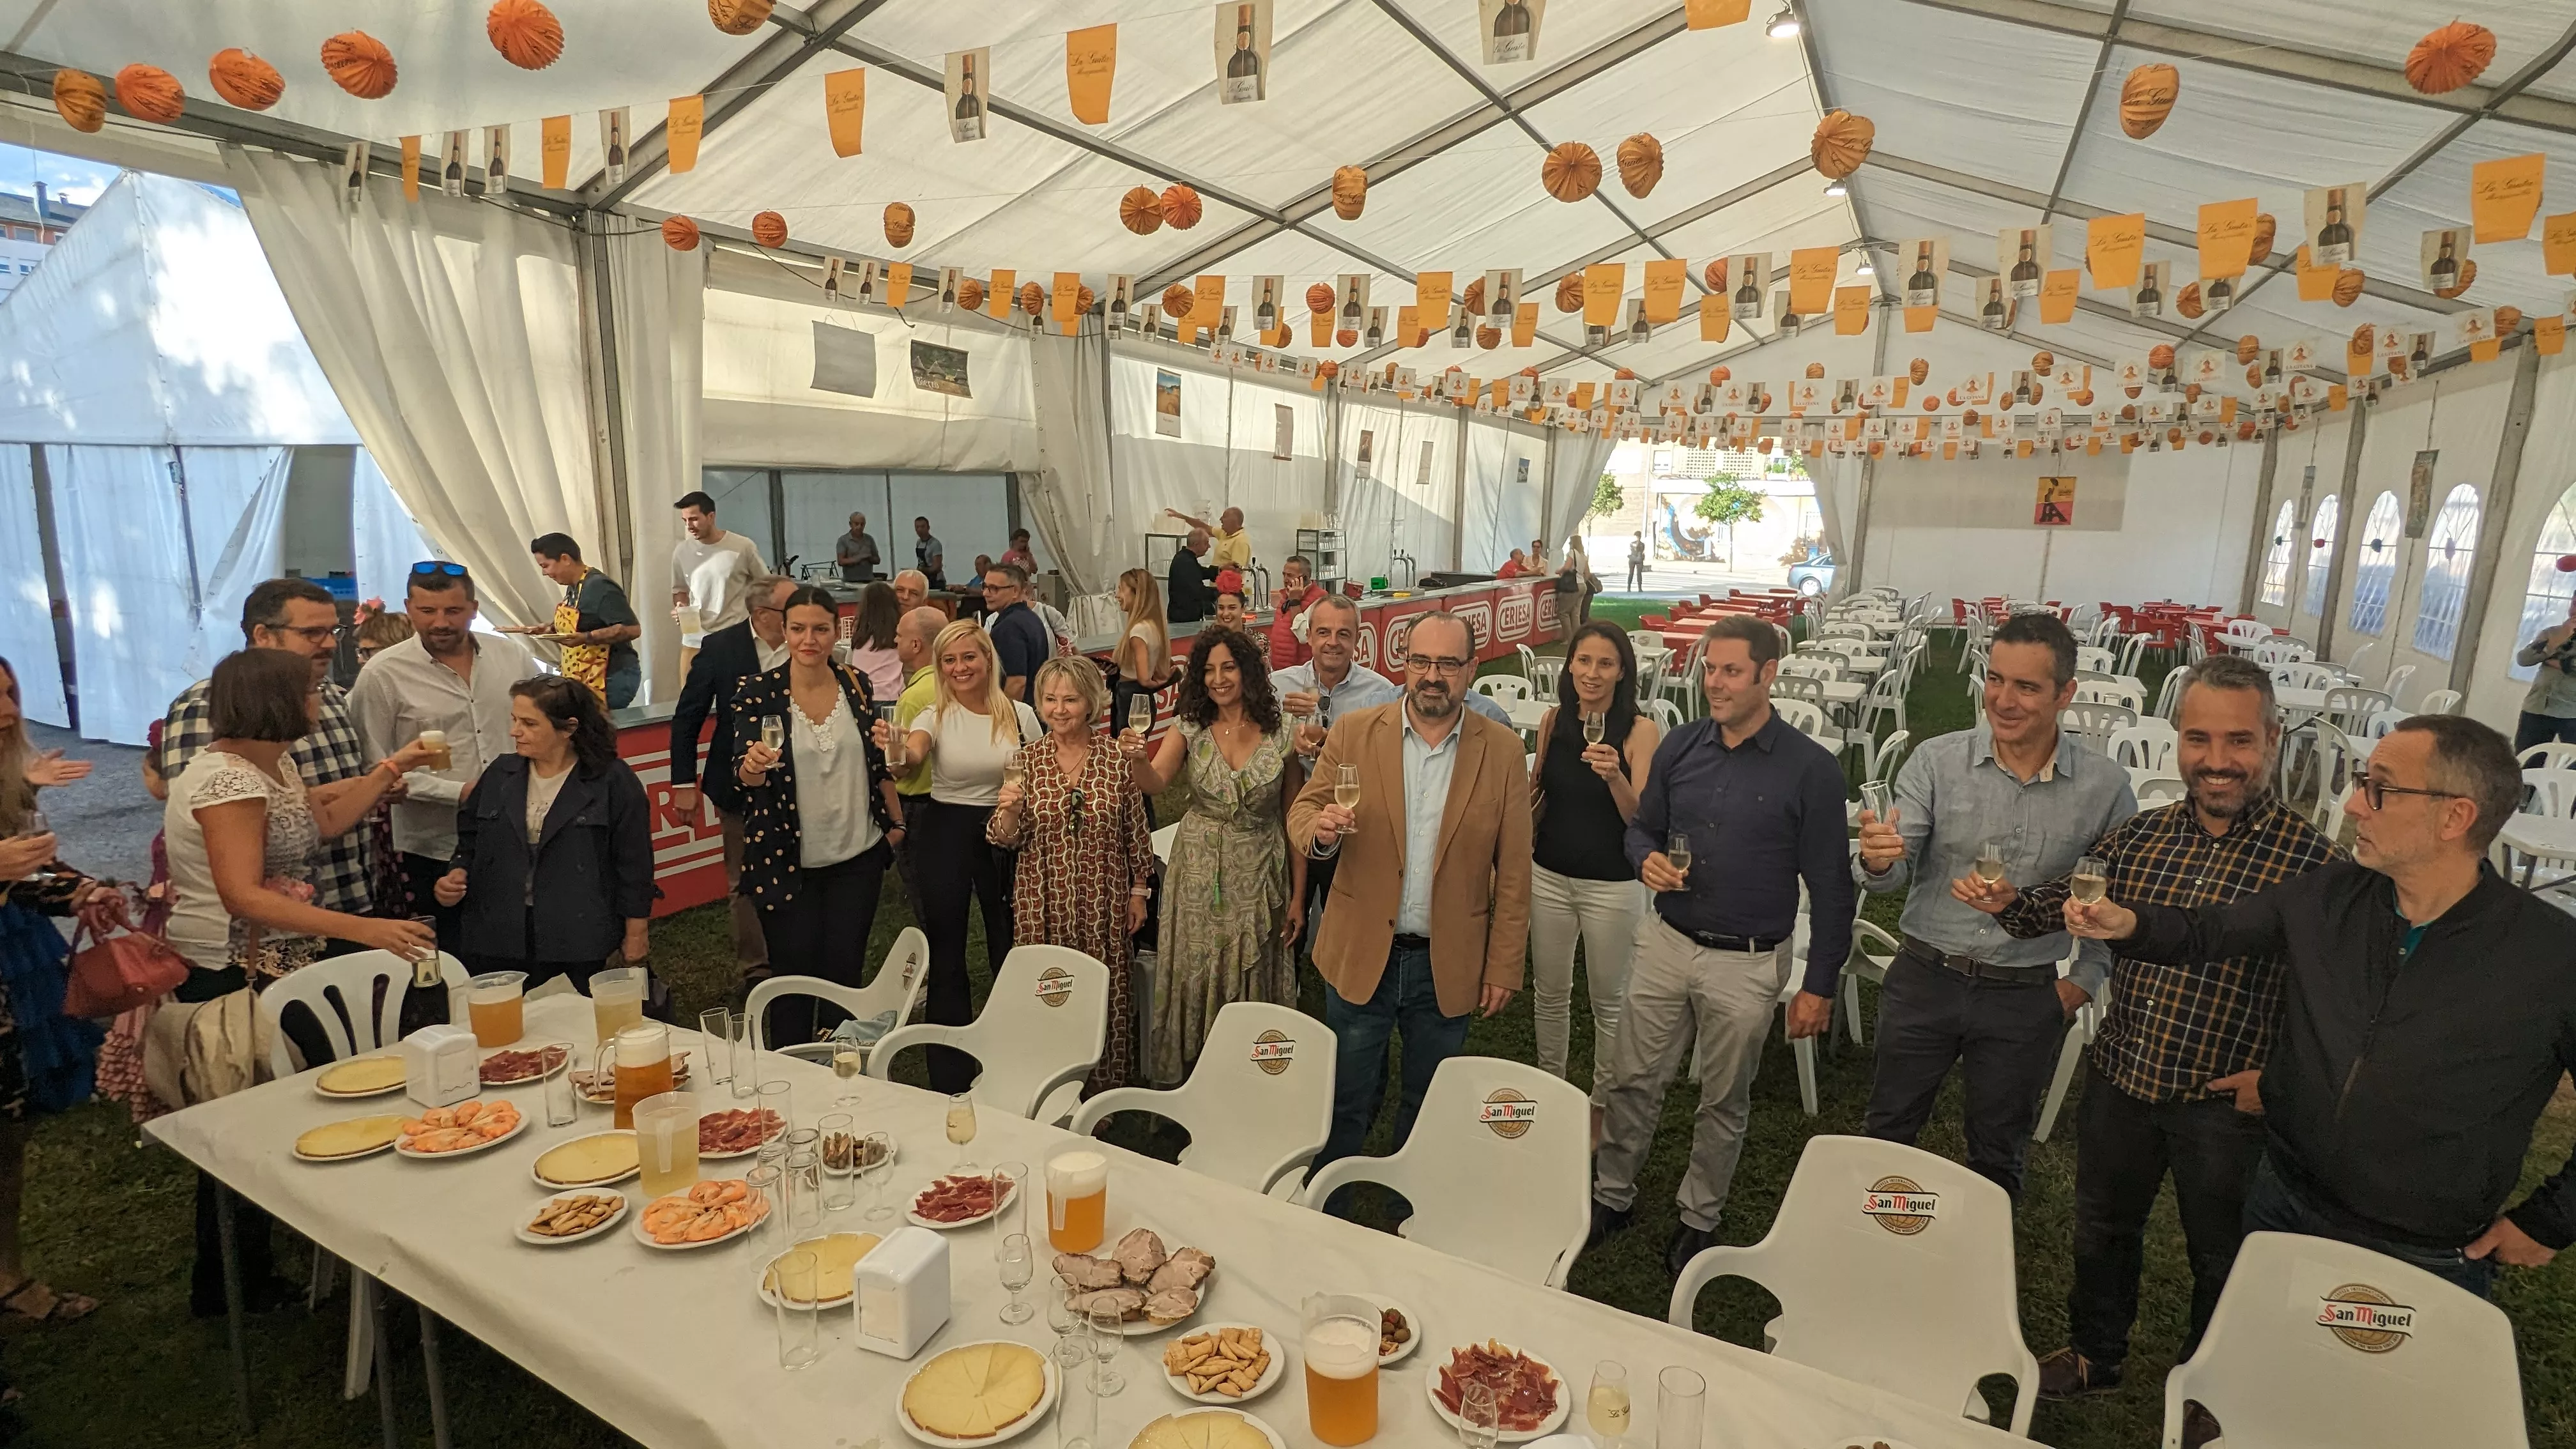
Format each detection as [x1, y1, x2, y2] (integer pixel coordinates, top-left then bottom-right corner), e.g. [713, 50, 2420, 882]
[1289, 611, 1531, 1209]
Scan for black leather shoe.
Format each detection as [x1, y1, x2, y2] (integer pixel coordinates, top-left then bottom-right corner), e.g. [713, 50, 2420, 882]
[1584, 1199, 1633, 1250]
[1665, 1223, 1716, 1277]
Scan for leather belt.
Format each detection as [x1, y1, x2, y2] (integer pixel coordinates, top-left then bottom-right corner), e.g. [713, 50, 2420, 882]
[1391, 933, 1431, 951]
[1901, 935, 2060, 985]
[1673, 924, 1786, 954]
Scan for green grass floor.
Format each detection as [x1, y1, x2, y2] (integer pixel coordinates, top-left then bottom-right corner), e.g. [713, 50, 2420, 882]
[13, 603, 2573, 1446]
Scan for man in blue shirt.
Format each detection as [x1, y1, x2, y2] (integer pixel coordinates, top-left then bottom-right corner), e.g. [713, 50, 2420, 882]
[1588, 615, 1856, 1275]
[983, 562, 1051, 702]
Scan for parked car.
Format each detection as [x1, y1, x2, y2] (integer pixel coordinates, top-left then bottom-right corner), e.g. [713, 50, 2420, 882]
[1787, 546, 1837, 597]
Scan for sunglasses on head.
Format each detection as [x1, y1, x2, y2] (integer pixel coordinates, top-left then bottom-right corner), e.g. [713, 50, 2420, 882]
[410, 561, 470, 579]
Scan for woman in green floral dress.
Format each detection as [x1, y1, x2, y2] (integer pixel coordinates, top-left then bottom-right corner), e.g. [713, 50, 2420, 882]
[1121, 627, 1305, 1084]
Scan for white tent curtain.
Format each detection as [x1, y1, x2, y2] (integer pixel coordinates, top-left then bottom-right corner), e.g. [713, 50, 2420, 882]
[608, 229, 705, 703]
[1544, 431, 1618, 571]
[1026, 331, 1119, 597]
[1333, 399, 1459, 590]
[1462, 418, 1549, 574]
[0, 448, 65, 728]
[1107, 351, 1331, 575]
[351, 448, 441, 608]
[49, 445, 289, 746]
[222, 146, 595, 636]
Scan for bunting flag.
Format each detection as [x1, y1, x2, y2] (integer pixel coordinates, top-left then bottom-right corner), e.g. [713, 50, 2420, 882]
[824, 68, 866, 157]
[540, 116, 572, 190]
[1066, 25, 1117, 125]
[667, 95, 705, 173]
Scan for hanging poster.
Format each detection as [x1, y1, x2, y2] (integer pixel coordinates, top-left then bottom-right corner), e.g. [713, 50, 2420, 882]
[1365, 305, 1388, 349]
[666, 95, 705, 173]
[2304, 183, 2364, 267]
[1774, 290, 1804, 335]
[2407, 450, 2439, 537]
[1483, 268, 1523, 324]
[1581, 263, 1623, 329]
[1788, 247, 1839, 316]
[1334, 274, 1371, 338]
[1697, 295, 1730, 342]
[1641, 259, 1686, 324]
[2294, 245, 2338, 301]
[400, 135, 422, 200]
[1685, 0, 1752, 27]
[1066, 24, 1117, 125]
[946, 49, 990, 143]
[2085, 213, 2145, 290]
[1416, 440, 1438, 488]
[1154, 369, 1182, 436]
[2419, 227, 2471, 293]
[1975, 276, 2014, 331]
[1107, 274, 1134, 330]
[1479, 0, 1544, 63]
[2034, 477, 2076, 526]
[936, 266, 963, 311]
[2545, 213, 2576, 277]
[2129, 260, 2168, 318]
[1997, 226, 2051, 300]
[440, 131, 470, 197]
[1623, 299, 1650, 346]
[2039, 268, 2080, 323]
[1729, 253, 1770, 321]
[480, 126, 511, 193]
[1512, 300, 1538, 347]
[599, 107, 631, 183]
[2470, 154, 2543, 243]
[1215, 1, 1271, 105]
[2196, 199, 2260, 280]
[810, 320, 878, 397]
[912, 341, 972, 398]
[1833, 286, 1871, 335]
[1355, 429, 1375, 475]
[540, 116, 572, 189]
[824, 68, 867, 157]
[1250, 275, 1285, 335]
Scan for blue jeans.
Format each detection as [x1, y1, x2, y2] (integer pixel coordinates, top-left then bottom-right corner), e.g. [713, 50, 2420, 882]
[1317, 943, 1470, 1215]
[604, 659, 641, 710]
[2242, 1154, 2496, 1300]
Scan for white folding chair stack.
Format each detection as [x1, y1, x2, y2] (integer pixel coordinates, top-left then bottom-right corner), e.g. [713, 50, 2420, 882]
[1068, 1002, 1334, 1197]
[747, 926, 928, 1054]
[868, 944, 1108, 1123]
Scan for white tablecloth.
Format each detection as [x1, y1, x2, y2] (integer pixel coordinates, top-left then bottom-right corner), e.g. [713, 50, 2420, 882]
[148, 996, 2020, 1449]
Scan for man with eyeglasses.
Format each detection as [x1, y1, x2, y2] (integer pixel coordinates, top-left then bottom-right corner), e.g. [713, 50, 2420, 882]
[670, 574, 799, 981]
[2064, 714, 2576, 1300]
[157, 577, 379, 924]
[349, 562, 540, 949]
[1289, 610, 1531, 1214]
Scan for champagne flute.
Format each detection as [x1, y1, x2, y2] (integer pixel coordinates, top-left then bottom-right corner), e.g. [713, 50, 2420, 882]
[832, 1039, 864, 1106]
[1088, 1300, 1127, 1395]
[1126, 695, 1154, 739]
[1333, 762, 1360, 811]
[1666, 831, 1692, 878]
[2071, 854, 2110, 905]
[1457, 1382, 1501, 1449]
[1045, 1272, 1081, 1336]
[996, 1232, 1036, 1324]
[1583, 712, 1606, 747]
[759, 714, 785, 756]
[1975, 838, 2009, 884]
[877, 704, 906, 769]
[1588, 1360, 1633, 1448]
[946, 1091, 979, 1170]
[859, 1131, 896, 1222]
[1654, 1367, 1705, 1449]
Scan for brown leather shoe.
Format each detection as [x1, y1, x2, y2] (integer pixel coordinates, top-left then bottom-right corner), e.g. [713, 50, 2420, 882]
[2035, 1346, 2122, 1399]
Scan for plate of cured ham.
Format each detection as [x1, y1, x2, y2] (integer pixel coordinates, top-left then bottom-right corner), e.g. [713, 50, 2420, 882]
[393, 1100, 527, 1158]
[1426, 1340, 1567, 1442]
[632, 1178, 770, 1249]
[906, 1172, 1018, 1230]
[697, 1107, 783, 1158]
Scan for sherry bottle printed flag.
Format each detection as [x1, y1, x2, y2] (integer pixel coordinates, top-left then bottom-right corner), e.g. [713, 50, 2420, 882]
[1215, 0, 1271, 104]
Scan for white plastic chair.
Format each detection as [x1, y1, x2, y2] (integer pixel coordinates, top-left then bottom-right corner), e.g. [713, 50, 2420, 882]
[2135, 774, 2186, 806]
[2221, 618, 2269, 652]
[2380, 661, 2416, 709]
[1646, 698, 1683, 730]
[1837, 919, 1899, 1046]
[1669, 1136, 2041, 1434]
[867, 944, 1107, 1122]
[1068, 1002, 1333, 1197]
[2074, 645, 2113, 673]
[2322, 686, 2391, 735]
[1298, 1057, 1591, 1288]
[2163, 1231, 2527, 1449]
[259, 948, 467, 1080]
[1515, 642, 1564, 699]
[1471, 674, 1531, 704]
[2250, 636, 2313, 666]
[2110, 721, 2177, 773]
[2073, 678, 2146, 712]
[747, 926, 927, 1054]
[2150, 666, 2188, 721]
[2034, 999, 2098, 1144]
[1774, 698, 1832, 743]
[2363, 709, 2406, 739]
[2520, 742, 2576, 772]
[2059, 701, 2136, 747]
[2267, 661, 2338, 692]
[2522, 767, 2576, 821]
[2418, 688, 2463, 715]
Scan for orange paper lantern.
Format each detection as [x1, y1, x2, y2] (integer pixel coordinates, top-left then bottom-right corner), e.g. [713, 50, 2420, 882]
[51, 70, 105, 133]
[1161, 284, 1195, 319]
[2236, 335, 2262, 364]
[1616, 134, 1662, 199]
[2030, 350, 2055, 373]
[1701, 258, 1728, 292]
[1305, 283, 1335, 314]
[114, 65, 185, 124]
[1336, 328, 1358, 347]
[2149, 343, 2177, 370]
[1542, 142, 1600, 203]
[2333, 268, 2366, 306]
[1318, 361, 1340, 381]
[320, 31, 399, 99]
[2175, 282, 2205, 319]
[709, 0, 774, 34]
[661, 215, 700, 250]
[208, 49, 284, 111]
[2497, 305, 2524, 334]
[1907, 358, 1929, 384]
[1805, 362, 1826, 379]
[2434, 258, 2476, 299]
[2120, 64, 2179, 138]
[1553, 274, 1584, 313]
[2350, 324, 2376, 354]
[953, 278, 985, 313]
[1477, 326, 1501, 349]
[1810, 110, 1873, 180]
[1018, 282, 1046, 316]
[1119, 186, 1163, 236]
[2406, 21, 2496, 95]
[751, 211, 787, 248]
[1710, 365, 1731, 384]
[2249, 213, 2276, 266]
[1077, 286, 1096, 316]
[884, 203, 914, 249]
[1160, 185, 1202, 230]
[487, 0, 565, 70]
[1331, 165, 1367, 221]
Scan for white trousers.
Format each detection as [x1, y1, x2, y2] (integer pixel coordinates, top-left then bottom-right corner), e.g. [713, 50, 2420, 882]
[1526, 864, 1644, 1096]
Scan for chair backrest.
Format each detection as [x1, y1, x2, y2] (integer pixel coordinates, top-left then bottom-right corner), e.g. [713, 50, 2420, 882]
[1869, 730, 1912, 787]
[1514, 642, 1538, 677]
[2268, 662, 2336, 691]
[1067, 1002, 1335, 1194]
[1772, 675, 1827, 707]
[2223, 618, 2268, 644]
[2519, 742, 2576, 772]
[868, 944, 1107, 1119]
[260, 949, 468, 1078]
[2151, 666, 2188, 721]
[2109, 723, 2175, 772]
[2135, 774, 2187, 806]
[1778, 655, 1840, 682]
[1629, 629, 1664, 657]
[2322, 686, 2392, 730]
[1646, 698, 1683, 729]
[2418, 688, 2463, 716]
[2380, 661, 2416, 708]
[1633, 651, 1663, 701]
[2059, 701, 2137, 743]
[1671, 1135, 2036, 1432]
[2250, 636, 2313, 666]
[2163, 1231, 2526, 1449]
[2522, 767, 2576, 821]
[2073, 678, 2145, 711]
[1310, 1057, 1590, 1286]
[1471, 674, 1531, 702]
[2074, 645, 2113, 673]
[747, 926, 928, 1052]
[1774, 698, 1829, 738]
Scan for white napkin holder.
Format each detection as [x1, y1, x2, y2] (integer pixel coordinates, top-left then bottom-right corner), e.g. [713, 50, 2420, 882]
[852, 1225, 949, 1360]
[400, 1024, 479, 1108]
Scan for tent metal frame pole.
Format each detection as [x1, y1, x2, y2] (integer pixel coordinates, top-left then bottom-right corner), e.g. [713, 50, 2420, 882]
[2312, 398, 2370, 659]
[2035, 0, 2128, 220]
[1841, 300, 1896, 598]
[577, 217, 639, 622]
[2450, 337, 2542, 697]
[2235, 427, 2283, 615]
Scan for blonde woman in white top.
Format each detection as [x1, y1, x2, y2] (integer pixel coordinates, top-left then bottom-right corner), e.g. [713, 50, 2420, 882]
[1111, 567, 1172, 735]
[873, 620, 1039, 1092]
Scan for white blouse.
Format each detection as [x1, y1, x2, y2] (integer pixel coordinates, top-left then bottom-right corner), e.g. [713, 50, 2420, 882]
[162, 750, 319, 975]
[793, 691, 883, 868]
[926, 700, 1042, 806]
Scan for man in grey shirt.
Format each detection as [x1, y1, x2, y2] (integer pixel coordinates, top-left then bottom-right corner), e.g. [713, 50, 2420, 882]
[2514, 594, 2576, 754]
[836, 512, 880, 584]
[1854, 611, 2135, 1199]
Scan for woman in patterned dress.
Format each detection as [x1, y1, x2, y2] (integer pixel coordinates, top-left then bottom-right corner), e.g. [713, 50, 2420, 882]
[1120, 627, 1305, 1084]
[988, 657, 1153, 1092]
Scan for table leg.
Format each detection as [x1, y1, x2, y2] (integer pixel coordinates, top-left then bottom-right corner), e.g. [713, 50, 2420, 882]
[212, 1183, 256, 1430]
[420, 1303, 454, 1449]
[371, 1285, 400, 1449]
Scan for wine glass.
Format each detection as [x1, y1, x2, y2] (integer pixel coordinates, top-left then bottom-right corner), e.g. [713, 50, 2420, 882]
[2071, 854, 2110, 905]
[1456, 1381, 1500, 1448]
[759, 714, 785, 755]
[1588, 1360, 1633, 1448]
[946, 1091, 979, 1170]
[1583, 712, 1606, 747]
[1975, 838, 2009, 884]
[996, 1232, 1035, 1324]
[1088, 1300, 1127, 1395]
[1333, 762, 1360, 811]
[1045, 1273, 1080, 1336]
[832, 1040, 864, 1106]
[1126, 695, 1154, 739]
[1666, 831, 1692, 878]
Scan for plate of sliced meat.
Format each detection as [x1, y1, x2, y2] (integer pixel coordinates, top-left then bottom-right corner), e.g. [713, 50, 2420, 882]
[697, 1107, 783, 1158]
[479, 1044, 569, 1086]
[907, 1173, 1018, 1229]
[1052, 1225, 1213, 1335]
[1427, 1340, 1567, 1442]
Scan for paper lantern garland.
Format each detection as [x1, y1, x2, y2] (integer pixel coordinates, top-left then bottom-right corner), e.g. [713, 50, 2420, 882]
[2249, 213, 2276, 266]
[1331, 165, 1367, 221]
[208, 49, 284, 111]
[2120, 64, 2179, 138]
[1306, 282, 1335, 314]
[1701, 258, 1727, 291]
[2434, 258, 2476, 298]
[751, 210, 788, 247]
[957, 277, 986, 312]
[1119, 186, 1163, 235]
[321, 32, 399, 99]
[1337, 328, 1358, 346]
[1018, 282, 1046, 316]
[1161, 283, 1195, 318]
[1542, 142, 1601, 202]
[487, 0, 566, 70]
[1810, 110, 1873, 180]
[1160, 185, 1202, 229]
[1478, 325, 1501, 349]
[1616, 134, 1662, 199]
[2405, 21, 2495, 95]
[114, 65, 185, 124]
[51, 70, 106, 133]
[2175, 281, 2204, 319]
[1553, 274, 1584, 312]
[709, 0, 774, 35]
[1462, 278, 1486, 315]
[884, 203, 914, 248]
[661, 215, 701, 251]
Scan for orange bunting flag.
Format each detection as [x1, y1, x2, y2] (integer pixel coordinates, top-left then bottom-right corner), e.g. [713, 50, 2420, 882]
[2470, 154, 2544, 243]
[1582, 263, 1625, 328]
[540, 116, 572, 190]
[2197, 198, 2259, 279]
[1311, 312, 1332, 347]
[884, 262, 912, 308]
[1066, 25, 1117, 126]
[2295, 245, 2338, 302]
[667, 95, 705, 174]
[1052, 272, 1083, 334]
[988, 268, 1016, 321]
[1512, 300, 1538, 347]
[1396, 304, 1420, 348]
[2039, 268, 2080, 323]
[2542, 213, 2576, 277]
[824, 69, 866, 157]
[2538, 316, 2566, 356]
[1193, 273, 1227, 334]
[1698, 295, 1730, 343]
[1903, 303, 1935, 333]
[2085, 213, 2145, 290]
[1788, 248, 1839, 317]
[1684, 0, 1752, 27]
[400, 135, 422, 200]
[1642, 258, 1686, 324]
[1832, 285, 1870, 335]
[1414, 272, 1453, 334]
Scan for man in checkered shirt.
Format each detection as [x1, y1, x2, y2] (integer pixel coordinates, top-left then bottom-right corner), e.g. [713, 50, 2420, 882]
[1963, 654, 2340, 1399]
[156, 578, 378, 917]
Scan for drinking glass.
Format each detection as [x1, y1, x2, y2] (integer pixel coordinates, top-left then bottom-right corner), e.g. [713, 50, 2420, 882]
[1666, 831, 1692, 877]
[785, 1126, 820, 1157]
[1456, 1381, 1500, 1448]
[698, 1007, 736, 1087]
[860, 1131, 896, 1222]
[1583, 711, 1607, 746]
[946, 1092, 979, 1169]
[1974, 839, 2009, 884]
[832, 1039, 865, 1105]
[406, 914, 442, 967]
[759, 714, 785, 755]
[772, 1250, 822, 1370]
[2071, 854, 2110, 905]
[1126, 696, 1154, 739]
[1001, 758, 1027, 798]
[818, 1113, 857, 1211]
[1302, 1293, 1380, 1446]
[1045, 1273, 1080, 1336]
[12, 809, 49, 839]
[877, 704, 907, 769]
[1053, 1330, 1099, 1449]
[785, 1147, 824, 1232]
[1333, 762, 1360, 811]
[1859, 779, 1891, 823]
[992, 1159, 1029, 1243]
[728, 1012, 759, 1100]
[539, 1039, 579, 1127]
[746, 1162, 792, 1250]
[1088, 1300, 1127, 1396]
[757, 1079, 793, 1140]
[997, 1232, 1036, 1324]
[1653, 1367, 1705, 1449]
[1588, 1360, 1633, 1448]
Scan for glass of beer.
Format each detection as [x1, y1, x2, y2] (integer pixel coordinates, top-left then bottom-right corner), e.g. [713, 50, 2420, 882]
[633, 1089, 700, 1199]
[610, 1022, 674, 1130]
[1303, 1293, 1381, 1446]
[416, 729, 451, 771]
[1045, 1150, 1108, 1254]
[464, 970, 525, 1048]
[590, 967, 648, 1042]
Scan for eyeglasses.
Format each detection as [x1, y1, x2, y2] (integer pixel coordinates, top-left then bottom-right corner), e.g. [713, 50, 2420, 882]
[410, 560, 469, 579]
[275, 624, 344, 644]
[1407, 654, 1474, 675]
[2358, 776, 2460, 811]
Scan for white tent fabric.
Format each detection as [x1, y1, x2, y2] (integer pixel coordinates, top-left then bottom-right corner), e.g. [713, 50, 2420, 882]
[1026, 332, 1119, 596]
[609, 229, 705, 699]
[1107, 349, 1330, 571]
[0, 448, 65, 727]
[351, 448, 440, 608]
[1462, 418, 1549, 572]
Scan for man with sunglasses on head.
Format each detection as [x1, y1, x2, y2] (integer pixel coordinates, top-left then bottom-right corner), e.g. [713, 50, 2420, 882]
[2064, 714, 2576, 1300]
[348, 562, 540, 949]
[158, 578, 379, 925]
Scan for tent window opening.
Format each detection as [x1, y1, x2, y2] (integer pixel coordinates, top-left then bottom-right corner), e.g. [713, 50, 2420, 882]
[2259, 499, 2297, 607]
[2508, 482, 2576, 682]
[2345, 491, 2402, 635]
[2301, 494, 2339, 618]
[2410, 484, 2481, 661]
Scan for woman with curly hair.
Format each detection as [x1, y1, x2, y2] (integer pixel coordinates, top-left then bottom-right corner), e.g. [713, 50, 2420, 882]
[1120, 626, 1305, 1082]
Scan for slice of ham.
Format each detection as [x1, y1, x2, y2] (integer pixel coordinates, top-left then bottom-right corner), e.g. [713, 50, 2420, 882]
[912, 1174, 1001, 1222]
[1434, 1340, 1561, 1432]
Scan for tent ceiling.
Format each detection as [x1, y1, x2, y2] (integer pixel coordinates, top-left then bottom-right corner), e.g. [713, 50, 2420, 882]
[4, 0, 2570, 382]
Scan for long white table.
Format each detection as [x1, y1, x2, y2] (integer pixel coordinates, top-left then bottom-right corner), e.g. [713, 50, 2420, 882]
[150, 995, 2020, 1449]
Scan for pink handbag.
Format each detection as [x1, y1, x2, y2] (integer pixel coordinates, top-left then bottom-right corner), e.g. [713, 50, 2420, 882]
[63, 891, 191, 1019]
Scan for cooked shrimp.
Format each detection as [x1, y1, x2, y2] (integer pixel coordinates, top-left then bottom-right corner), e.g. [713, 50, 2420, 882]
[682, 1211, 732, 1243]
[451, 1101, 484, 1127]
[710, 1180, 747, 1205]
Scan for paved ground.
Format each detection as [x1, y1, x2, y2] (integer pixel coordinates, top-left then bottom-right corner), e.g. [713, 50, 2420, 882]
[26, 721, 153, 886]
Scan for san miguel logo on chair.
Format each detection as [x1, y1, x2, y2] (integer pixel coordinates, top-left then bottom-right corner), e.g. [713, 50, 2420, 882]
[1862, 1176, 1939, 1235]
[2317, 1284, 2415, 1353]
[1034, 965, 1075, 1008]
[1478, 1087, 1537, 1138]
[1250, 1029, 1294, 1075]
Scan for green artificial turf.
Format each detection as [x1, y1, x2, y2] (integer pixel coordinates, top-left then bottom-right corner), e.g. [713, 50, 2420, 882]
[11, 601, 2570, 1446]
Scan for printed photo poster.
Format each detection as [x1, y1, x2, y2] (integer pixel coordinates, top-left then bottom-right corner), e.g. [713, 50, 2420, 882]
[1335, 273, 1372, 335]
[2034, 476, 2076, 526]
[2407, 450, 2439, 536]
[1997, 224, 2051, 300]
[1975, 276, 2014, 332]
[1354, 427, 1374, 475]
[1107, 274, 1135, 330]
[1250, 275, 1284, 334]
[1365, 305, 1388, 348]
[2129, 259, 2169, 318]
[1218, 304, 1239, 341]
[2420, 227, 2471, 293]
[1774, 290, 1804, 335]
[911, 341, 972, 399]
[482, 125, 511, 195]
[440, 130, 470, 197]
[1729, 252, 1771, 321]
[1154, 369, 1182, 436]
[946, 49, 990, 143]
[822, 256, 848, 302]
[1479, 0, 1544, 64]
[1215, 0, 1272, 105]
[937, 266, 963, 312]
[1452, 302, 1478, 348]
[1482, 268, 1522, 323]
[599, 107, 631, 184]
[1625, 298, 1651, 346]
[2299, 183, 2365, 267]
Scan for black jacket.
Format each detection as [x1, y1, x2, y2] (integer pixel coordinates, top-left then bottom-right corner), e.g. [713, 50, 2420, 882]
[725, 663, 901, 911]
[2119, 860, 2576, 1250]
[1167, 546, 1213, 624]
[670, 618, 766, 815]
[450, 754, 657, 962]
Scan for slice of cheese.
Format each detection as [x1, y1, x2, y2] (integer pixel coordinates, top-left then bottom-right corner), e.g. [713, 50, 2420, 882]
[317, 1055, 406, 1094]
[762, 1232, 880, 1303]
[533, 1132, 639, 1185]
[906, 1342, 1048, 1439]
[295, 1115, 406, 1159]
[1131, 1411, 1270, 1449]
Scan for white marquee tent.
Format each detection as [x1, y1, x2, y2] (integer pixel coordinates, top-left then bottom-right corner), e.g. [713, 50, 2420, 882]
[3, 0, 2573, 719]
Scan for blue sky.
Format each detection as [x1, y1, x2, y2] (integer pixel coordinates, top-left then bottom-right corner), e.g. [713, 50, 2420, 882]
[0, 144, 121, 208]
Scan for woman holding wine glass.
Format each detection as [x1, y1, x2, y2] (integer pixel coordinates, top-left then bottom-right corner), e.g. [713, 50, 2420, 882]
[730, 587, 905, 1047]
[1119, 626, 1304, 1084]
[873, 622, 1039, 1092]
[988, 657, 1154, 1092]
[1526, 621, 1659, 1108]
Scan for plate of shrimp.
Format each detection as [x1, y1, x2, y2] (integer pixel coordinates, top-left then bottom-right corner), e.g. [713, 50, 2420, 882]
[392, 1099, 527, 1158]
[632, 1178, 770, 1250]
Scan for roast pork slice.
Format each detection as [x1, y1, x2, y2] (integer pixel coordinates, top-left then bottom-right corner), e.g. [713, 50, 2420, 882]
[1066, 1285, 1147, 1320]
[1146, 1246, 1215, 1294]
[1143, 1286, 1200, 1324]
[1111, 1227, 1169, 1284]
[1054, 1252, 1125, 1291]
